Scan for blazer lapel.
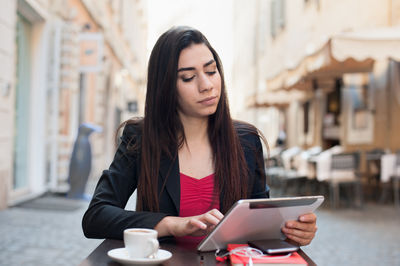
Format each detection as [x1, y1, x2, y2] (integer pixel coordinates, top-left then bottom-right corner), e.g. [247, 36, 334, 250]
[159, 153, 180, 214]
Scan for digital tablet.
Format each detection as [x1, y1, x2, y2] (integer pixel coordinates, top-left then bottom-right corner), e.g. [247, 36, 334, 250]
[197, 195, 324, 252]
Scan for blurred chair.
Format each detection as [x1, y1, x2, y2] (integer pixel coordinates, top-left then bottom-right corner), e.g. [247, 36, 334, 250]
[279, 147, 303, 191]
[380, 152, 400, 206]
[365, 149, 385, 181]
[314, 146, 344, 182]
[292, 146, 322, 195]
[266, 147, 303, 196]
[280, 147, 302, 169]
[293, 146, 322, 179]
[265, 153, 285, 188]
[392, 151, 400, 208]
[327, 152, 362, 208]
[364, 149, 385, 201]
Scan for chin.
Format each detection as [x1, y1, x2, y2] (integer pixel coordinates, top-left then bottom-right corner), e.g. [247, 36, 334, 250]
[203, 107, 218, 116]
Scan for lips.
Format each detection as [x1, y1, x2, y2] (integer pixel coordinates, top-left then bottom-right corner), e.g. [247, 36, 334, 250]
[198, 96, 217, 104]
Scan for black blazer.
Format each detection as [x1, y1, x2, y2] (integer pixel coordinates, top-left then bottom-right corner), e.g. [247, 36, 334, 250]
[82, 122, 269, 240]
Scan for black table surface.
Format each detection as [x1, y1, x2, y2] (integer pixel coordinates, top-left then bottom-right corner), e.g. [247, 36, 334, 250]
[79, 238, 316, 266]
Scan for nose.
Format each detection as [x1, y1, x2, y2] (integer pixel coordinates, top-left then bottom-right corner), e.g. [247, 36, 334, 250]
[198, 72, 213, 92]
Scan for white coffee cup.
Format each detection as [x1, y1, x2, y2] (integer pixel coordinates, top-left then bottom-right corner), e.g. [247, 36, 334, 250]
[123, 228, 159, 259]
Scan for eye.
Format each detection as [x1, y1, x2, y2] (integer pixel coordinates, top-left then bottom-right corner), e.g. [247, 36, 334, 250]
[206, 71, 216, 76]
[182, 75, 195, 82]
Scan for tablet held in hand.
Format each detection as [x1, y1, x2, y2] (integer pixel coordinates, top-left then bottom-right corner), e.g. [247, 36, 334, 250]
[197, 195, 324, 252]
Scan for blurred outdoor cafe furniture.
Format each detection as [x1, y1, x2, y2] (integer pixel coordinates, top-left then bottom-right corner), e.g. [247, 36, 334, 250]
[79, 238, 317, 266]
[364, 149, 385, 200]
[326, 152, 362, 209]
[311, 146, 362, 208]
[292, 146, 322, 193]
[266, 146, 322, 196]
[380, 151, 400, 207]
[365, 149, 385, 182]
[265, 146, 304, 195]
[266, 145, 400, 208]
[293, 146, 322, 179]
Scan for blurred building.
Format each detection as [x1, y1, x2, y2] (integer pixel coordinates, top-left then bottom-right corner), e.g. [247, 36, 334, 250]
[231, 0, 260, 126]
[250, 0, 400, 155]
[0, 0, 147, 209]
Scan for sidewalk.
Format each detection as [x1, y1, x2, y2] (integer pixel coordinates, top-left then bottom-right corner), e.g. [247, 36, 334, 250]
[0, 194, 399, 266]
[0, 195, 101, 266]
[303, 203, 400, 266]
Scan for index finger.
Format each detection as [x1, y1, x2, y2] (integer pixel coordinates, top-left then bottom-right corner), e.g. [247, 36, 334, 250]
[208, 209, 224, 220]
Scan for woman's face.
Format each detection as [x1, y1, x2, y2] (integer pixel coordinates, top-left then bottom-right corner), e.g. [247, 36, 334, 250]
[176, 43, 221, 121]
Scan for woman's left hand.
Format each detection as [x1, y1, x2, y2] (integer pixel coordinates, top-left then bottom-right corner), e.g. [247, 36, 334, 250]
[281, 213, 317, 246]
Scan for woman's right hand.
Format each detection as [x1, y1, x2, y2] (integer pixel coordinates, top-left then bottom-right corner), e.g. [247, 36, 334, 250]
[155, 209, 224, 237]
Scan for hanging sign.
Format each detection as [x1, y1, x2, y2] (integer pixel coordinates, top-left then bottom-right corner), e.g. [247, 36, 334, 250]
[78, 32, 104, 73]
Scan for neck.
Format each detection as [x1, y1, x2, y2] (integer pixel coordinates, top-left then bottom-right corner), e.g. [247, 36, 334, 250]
[179, 115, 209, 145]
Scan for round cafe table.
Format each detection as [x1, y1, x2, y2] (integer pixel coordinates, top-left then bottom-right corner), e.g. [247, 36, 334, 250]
[79, 238, 316, 266]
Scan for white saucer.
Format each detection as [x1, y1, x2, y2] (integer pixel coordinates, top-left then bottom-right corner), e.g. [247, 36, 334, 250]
[107, 248, 172, 265]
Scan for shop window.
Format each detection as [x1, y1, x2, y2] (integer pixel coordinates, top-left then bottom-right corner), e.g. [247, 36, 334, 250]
[350, 84, 369, 129]
[322, 79, 342, 144]
[325, 79, 342, 126]
[303, 101, 310, 134]
[127, 100, 138, 113]
[304, 0, 320, 9]
[270, 0, 285, 38]
[13, 14, 32, 190]
[344, 73, 374, 144]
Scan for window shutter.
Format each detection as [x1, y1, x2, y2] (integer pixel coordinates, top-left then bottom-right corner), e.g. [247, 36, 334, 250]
[278, 0, 286, 29]
[270, 0, 277, 37]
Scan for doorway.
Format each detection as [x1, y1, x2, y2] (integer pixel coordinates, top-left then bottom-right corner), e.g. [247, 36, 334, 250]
[13, 13, 32, 192]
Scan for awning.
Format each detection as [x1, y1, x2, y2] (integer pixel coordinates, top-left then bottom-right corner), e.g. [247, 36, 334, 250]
[266, 26, 400, 91]
[332, 27, 400, 61]
[247, 90, 308, 108]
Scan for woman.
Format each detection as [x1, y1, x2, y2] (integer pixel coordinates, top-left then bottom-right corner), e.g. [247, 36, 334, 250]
[82, 26, 317, 246]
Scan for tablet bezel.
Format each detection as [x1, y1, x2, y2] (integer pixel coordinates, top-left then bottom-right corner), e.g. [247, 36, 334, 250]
[197, 195, 324, 252]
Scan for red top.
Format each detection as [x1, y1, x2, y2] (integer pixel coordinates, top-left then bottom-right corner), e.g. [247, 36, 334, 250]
[177, 172, 219, 244]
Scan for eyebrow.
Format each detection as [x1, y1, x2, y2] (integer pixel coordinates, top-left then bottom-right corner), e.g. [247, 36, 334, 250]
[177, 59, 215, 72]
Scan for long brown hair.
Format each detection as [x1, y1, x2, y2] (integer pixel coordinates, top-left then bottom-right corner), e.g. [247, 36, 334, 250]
[119, 26, 266, 213]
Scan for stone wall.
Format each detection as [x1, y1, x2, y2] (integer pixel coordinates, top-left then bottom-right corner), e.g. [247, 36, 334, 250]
[0, 0, 17, 209]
